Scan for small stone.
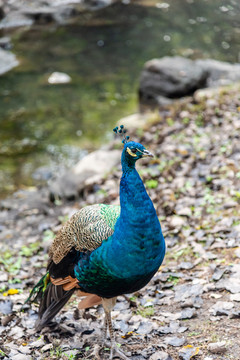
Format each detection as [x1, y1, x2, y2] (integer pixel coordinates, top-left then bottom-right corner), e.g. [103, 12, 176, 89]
[229, 311, 240, 319]
[149, 351, 173, 360]
[0, 300, 13, 315]
[41, 343, 53, 352]
[11, 354, 32, 360]
[212, 268, 225, 281]
[176, 207, 192, 217]
[178, 262, 194, 270]
[0, 273, 8, 281]
[210, 301, 234, 315]
[207, 341, 226, 354]
[29, 338, 45, 348]
[169, 216, 186, 228]
[230, 293, 240, 302]
[178, 308, 196, 319]
[235, 247, 240, 258]
[18, 345, 31, 355]
[137, 320, 154, 334]
[165, 336, 185, 347]
[48, 71, 71, 84]
[179, 345, 200, 360]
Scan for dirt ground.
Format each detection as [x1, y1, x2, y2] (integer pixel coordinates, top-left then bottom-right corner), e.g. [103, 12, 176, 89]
[1, 83, 240, 360]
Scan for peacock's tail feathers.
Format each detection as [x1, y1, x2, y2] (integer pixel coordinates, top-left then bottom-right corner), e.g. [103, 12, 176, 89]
[49, 204, 120, 264]
[25, 272, 50, 305]
[36, 283, 75, 331]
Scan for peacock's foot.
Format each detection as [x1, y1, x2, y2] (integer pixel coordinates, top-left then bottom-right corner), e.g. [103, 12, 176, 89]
[86, 344, 101, 360]
[86, 342, 130, 360]
[105, 341, 131, 360]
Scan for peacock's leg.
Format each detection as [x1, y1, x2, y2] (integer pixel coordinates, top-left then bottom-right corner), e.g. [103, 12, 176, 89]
[102, 298, 130, 360]
[101, 312, 108, 343]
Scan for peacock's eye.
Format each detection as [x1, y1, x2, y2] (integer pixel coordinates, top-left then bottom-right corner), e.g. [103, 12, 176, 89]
[131, 148, 137, 153]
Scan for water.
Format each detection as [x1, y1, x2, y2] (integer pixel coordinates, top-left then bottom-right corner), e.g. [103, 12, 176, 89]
[0, 0, 239, 197]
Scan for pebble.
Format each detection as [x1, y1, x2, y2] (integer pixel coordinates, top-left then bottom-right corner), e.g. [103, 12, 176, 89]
[230, 293, 240, 302]
[210, 301, 234, 315]
[179, 345, 199, 360]
[0, 300, 13, 315]
[164, 336, 185, 347]
[178, 262, 194, 270]
[149, 351, 173, 360]
[11, 354, 32, 360]
[48, 71, 71, 84]
[29, 337, 45, 348]
[178, 308, 196, 319]
[41, 343, 53, 352]
[207, 341, 227, 354]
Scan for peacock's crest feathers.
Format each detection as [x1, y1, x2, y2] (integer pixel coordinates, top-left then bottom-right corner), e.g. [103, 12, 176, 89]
[49, 204, 120, 264]
[113, 125, 130, 144]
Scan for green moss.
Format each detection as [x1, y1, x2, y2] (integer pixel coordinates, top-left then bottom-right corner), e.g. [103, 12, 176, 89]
[137, 305, 155, 317]
[146, 179, 158, 189]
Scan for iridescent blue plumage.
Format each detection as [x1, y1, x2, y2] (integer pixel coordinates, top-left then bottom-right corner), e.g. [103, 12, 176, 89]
[74, 141, 165, 297]
[28, 136, 166, 359]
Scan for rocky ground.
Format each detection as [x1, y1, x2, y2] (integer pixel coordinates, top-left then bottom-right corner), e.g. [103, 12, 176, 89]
[1, 83, 240, 359]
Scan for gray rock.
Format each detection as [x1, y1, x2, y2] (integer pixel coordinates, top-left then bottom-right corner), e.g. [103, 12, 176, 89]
[48, 71, 72, 84]
[139, 56, 240, 107]
[139, 56, 208, 105]
[164, 336, 185, 347]
[178, 262, 194, 270]
[11, 354, 32, 360]
[230, 293, 240, 302]
[174, 283, 203, 302]
[212, 267, 226, 281]
[196, 59, 240, 87]
[0, 12, 34, 29]
[158, 322, 187, 334]
[229, 311, 240, 319]
[0, 48, 19, 75]
[0, 36, 12, 50]
[83, 0, 112, 10]
[207, 341, 226, 354]
[137, 320, 155, 334]
[179, 346, 200, 360]
[0, 300, 13, 315]
[48, 149, 121, 200]
[149, 351, 173, 360]
[210, 301, 234, 316]
[0, 0, 4, 20]
[41, 343, 54, 352]
[178, 308, 196, 319]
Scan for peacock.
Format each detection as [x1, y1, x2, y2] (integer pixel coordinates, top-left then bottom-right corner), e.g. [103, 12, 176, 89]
[27, 126, 166, 359]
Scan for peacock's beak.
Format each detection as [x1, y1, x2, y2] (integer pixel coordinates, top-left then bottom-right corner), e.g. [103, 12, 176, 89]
[142, 149, 154, 158]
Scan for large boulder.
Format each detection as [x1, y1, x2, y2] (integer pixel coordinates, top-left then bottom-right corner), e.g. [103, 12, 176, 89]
[139, 56, 240, 107]
[0, 0, 118, 29]
[196, 58, 240, 87]
[48, 148, 121, 201]
[0, 48, 19, 75]
[139, 56, 208, 106]
[0, 0, 4, 20]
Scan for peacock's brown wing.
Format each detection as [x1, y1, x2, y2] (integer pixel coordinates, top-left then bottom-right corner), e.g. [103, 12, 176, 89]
[49, 203, 120, 264]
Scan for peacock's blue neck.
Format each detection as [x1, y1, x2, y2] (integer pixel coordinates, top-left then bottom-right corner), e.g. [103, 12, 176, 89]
[102, 155, 165, 277]
[75, 148, 166, 297]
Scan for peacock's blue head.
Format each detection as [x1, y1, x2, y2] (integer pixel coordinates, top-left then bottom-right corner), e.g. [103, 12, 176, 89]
[123, 141, 153, 161]
[113, 125, 153, 168]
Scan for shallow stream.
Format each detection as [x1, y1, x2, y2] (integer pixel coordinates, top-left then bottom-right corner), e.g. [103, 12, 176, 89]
[0, 0, 239, 197]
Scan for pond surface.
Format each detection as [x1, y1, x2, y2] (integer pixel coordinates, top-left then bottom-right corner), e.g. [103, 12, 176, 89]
[0, 0, 239, 197]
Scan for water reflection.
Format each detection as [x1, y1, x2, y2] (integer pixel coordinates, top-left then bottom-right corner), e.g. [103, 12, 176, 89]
[0, 0, 240, 197]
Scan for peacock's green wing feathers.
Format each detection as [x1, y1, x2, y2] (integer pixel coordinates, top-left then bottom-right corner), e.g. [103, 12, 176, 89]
[25, 272, 50, 304]
[49, 204, 120, 264]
